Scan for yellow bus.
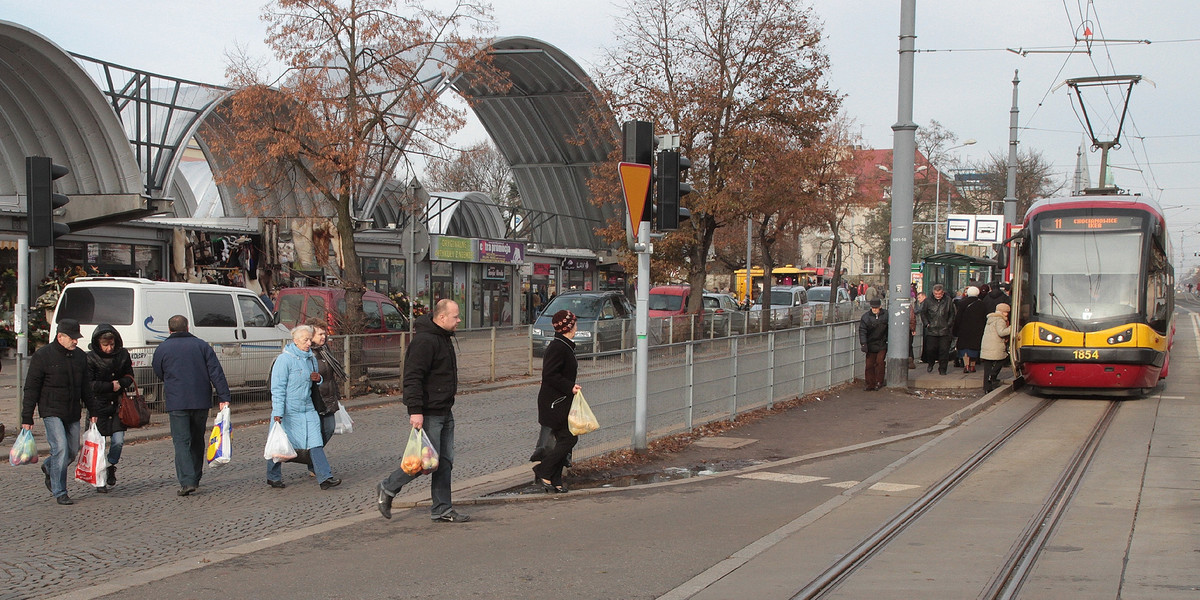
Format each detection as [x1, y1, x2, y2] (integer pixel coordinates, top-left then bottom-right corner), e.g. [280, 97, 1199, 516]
[733, 266, 817, 304]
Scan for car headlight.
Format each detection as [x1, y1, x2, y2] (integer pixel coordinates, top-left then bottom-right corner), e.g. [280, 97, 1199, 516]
[531, 328, 544, 337]
[574, 330, 592, 339]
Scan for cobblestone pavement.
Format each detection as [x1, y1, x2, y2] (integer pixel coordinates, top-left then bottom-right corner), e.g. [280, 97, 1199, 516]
[0, 381, 545, 600]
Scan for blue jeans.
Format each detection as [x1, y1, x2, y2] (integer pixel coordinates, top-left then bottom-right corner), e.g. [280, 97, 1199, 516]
[382, 412, 456, 518]
[168, 409, 209, 488]
[267, 445, 333, 483]
[320, 413, 335, 446]
[42, 417, 81, 499]
[107, 430, 125, 466]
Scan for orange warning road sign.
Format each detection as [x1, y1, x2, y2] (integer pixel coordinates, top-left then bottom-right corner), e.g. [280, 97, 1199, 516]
[618, 162, 652, 242]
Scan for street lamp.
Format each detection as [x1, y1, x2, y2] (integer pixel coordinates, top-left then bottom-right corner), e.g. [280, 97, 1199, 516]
[931, 139, 976, 253]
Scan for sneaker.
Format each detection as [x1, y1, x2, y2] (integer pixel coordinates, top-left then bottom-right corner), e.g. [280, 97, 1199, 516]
[433, 510, 471, 523]
[376, 482, 394, 519]
[319, 477, 342, 490]
[56, 495, 74, 505]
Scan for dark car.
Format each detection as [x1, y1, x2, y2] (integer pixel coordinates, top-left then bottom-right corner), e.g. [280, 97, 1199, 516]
[531, 290, 634, 356]
[702, 292, 746, 336]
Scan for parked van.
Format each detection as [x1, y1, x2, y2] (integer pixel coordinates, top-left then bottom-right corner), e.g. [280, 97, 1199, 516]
[648, 284, 702, 341]
[51, 277, 290, 392]
[275, 287, 409, 365]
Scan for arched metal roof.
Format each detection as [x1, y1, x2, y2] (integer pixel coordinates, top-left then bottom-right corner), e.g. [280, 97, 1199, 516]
[451, 37, 619, 250]
[0, 20, 141, 203]
[425, 191, 507, 239]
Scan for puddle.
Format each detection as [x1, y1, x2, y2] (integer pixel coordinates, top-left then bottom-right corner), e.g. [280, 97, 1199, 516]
[486, 459, 767, 498]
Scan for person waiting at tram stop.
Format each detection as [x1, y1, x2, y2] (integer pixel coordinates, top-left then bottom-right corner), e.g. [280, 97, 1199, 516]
[919, 284, 956, 375]
[858, 299, 888, 391]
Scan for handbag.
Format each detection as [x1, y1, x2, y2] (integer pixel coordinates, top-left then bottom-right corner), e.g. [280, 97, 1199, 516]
[118, 382, 152, 428]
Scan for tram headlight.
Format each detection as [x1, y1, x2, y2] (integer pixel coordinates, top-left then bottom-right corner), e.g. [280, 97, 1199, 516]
[1038, 327, 1063, 344]
[1107, 328, 1133, 345]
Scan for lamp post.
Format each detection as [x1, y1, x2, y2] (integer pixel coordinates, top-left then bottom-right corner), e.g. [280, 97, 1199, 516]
[931, 139, 976, 253]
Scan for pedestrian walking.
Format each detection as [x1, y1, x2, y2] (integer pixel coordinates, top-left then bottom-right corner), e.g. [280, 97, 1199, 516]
[376, 299, 470, 522]
[858, 299, 888, 390]
[308, 319, 345, 447]
[85, 324, 135, 493]
[151, 315, 231, 496]
[21, 318, 100, 505]
[533, 310, 582, 493]
[979, 303, 1012, 392]
[953, 286, 987, 373]
[919, 284, 956, 375]
[266, 324, 341, 490]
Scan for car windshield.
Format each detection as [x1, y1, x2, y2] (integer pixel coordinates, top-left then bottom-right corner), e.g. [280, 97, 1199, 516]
[543, 295, 601, 319]
[807, 288, 830, 302]
[649, 293, 684, 311]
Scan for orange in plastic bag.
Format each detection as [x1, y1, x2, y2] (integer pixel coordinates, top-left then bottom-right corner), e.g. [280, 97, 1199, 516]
[401, 427, 439, 475]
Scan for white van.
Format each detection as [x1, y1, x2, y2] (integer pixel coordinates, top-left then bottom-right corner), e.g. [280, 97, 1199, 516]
[50, 277, 290, 389]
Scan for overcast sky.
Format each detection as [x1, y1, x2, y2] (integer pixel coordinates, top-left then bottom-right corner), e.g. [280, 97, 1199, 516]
[6, 0, 1200, 267]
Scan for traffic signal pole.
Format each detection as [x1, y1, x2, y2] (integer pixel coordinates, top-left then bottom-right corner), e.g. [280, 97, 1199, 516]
[633, 222, 650, 451]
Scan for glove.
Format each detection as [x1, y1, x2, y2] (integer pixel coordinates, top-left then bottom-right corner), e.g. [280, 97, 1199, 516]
[119, 375, 136, 390]
[861, 344, 868, 352]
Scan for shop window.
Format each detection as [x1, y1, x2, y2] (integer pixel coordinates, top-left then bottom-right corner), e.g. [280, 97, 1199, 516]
[189, 293, 237, 328]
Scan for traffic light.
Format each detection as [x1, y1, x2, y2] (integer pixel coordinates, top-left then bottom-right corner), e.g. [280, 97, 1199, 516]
[26, 156, 70, 247]
[656, 149, 692, 230]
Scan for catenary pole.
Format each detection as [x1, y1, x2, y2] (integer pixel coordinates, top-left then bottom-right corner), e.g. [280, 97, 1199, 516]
[886, 0, 918, 389]
[1004, 71, 1020, 228]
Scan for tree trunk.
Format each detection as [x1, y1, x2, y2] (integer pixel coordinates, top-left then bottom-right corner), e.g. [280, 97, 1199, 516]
[335, 192, 367, 384]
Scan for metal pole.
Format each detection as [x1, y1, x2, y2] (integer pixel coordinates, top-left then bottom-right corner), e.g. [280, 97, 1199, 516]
[745, 218, 752, 304]
[934, 173, 941, 253]
[886, 0, 918, 389]
[1004, 70, 1020, 228]
[16, 238, 29, 357]
[633, 222, 650, 451]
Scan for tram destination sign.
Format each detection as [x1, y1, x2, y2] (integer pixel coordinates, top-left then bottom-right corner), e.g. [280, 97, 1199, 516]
[1050, 215, 1141, 231]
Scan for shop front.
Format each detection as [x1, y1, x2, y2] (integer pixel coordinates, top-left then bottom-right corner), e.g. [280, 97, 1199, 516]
[423, 235, 523, 330]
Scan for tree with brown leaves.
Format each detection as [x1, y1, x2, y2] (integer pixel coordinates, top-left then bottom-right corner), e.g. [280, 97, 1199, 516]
[209, 0, 502, 350]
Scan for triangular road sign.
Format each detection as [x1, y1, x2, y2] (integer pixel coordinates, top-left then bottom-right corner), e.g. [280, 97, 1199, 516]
[618, 162, 652, 244]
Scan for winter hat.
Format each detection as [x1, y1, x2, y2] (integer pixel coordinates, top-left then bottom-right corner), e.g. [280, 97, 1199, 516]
[966, 286, 980, 297]
[552, 310, 577, 334]
[868, 299, 882, 308]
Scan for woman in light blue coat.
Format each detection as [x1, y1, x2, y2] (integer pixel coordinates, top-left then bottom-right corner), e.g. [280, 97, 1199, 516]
[266, 324, 341, 490]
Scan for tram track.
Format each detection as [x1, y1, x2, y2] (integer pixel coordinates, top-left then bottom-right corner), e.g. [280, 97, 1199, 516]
[789, 398, 1121, 600]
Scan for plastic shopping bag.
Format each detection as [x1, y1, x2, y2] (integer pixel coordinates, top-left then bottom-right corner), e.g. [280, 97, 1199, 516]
[400, 426, 438, 476]
[9, 428, 38, 466]
[74, 423, 108, 487]
[206, 406, 232, 466]
[567, 391, 600, 435]
[263, 420, 297, 463]
[333, 404, 354, 434]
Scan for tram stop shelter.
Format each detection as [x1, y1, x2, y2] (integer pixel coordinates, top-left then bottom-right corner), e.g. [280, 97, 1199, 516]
[918, 252, 998, 295]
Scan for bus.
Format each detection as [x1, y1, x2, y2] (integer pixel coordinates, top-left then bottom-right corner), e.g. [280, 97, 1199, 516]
[1008, 192, 1173, 395]
[733, 266, 817, 305]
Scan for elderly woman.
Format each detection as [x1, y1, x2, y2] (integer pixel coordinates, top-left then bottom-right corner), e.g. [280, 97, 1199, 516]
[533, 310, 582, 493]
[266, 324, 341, 490]
[979, 303, 1012, 393]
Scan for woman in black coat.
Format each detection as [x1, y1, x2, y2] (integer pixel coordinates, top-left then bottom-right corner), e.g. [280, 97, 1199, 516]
[86, 324, 135, 492]
[533, 310, 582, 493]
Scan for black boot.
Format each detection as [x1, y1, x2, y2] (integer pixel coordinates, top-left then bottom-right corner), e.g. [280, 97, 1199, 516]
[106, 465, 117, 487]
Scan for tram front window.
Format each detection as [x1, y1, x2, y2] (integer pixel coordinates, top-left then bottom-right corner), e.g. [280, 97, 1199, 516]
[1036, 230, 1142, 320]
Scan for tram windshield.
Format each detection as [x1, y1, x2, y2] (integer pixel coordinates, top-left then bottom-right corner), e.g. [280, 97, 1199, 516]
[1035, 230, 1142, 320]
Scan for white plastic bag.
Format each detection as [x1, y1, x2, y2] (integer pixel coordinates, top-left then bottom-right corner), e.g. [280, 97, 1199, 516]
[567, 391, 600, 435]
[206, 406, 232, 466]
[74, 423, 108, 487]
[264, 421, 297, 463]
[333, 404, 353, 434]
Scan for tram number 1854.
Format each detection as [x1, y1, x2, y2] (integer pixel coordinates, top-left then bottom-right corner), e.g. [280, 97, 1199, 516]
[1072, 349, 1100, 360]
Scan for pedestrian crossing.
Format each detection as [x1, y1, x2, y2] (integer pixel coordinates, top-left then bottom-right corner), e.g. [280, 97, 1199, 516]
[736, 471, 919, 492]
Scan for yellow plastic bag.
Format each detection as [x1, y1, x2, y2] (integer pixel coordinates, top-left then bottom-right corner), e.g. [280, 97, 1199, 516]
[567, 391, 599, 435]
[400, 427, 439, 475]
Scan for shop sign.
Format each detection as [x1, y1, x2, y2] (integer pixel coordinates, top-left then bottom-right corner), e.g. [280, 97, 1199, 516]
[432, 236, 473, 262]
[484, 265, 507, 280]
[476, 239, 524, 264]
[562, 258, 594, 271]
[533, 263, 551, 276]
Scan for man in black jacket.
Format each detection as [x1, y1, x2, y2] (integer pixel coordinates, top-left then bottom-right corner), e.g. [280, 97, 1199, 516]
[919, 284, 957, 375]
[376, 299, 470, 522]
[858, 299, 888, 391]
[21, 318, 100, 505]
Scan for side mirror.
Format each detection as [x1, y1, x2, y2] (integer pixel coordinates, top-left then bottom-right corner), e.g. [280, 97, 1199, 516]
[993, 244, 1009, 270]
[271, 312, 281, 327]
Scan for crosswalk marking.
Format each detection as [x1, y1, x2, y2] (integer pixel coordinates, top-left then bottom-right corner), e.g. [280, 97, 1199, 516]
[736, 473, 829, 484]
[737, 473, 919, 492]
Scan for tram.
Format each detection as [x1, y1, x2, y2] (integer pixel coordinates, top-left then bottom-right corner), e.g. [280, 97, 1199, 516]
[733, 265, 817, 305]
[1008, 193, 1174, 395]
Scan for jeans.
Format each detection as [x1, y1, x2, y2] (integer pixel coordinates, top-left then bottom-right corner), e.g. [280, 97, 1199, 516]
[320, 413, 335, 446]
[382, 412, 456, 518]
[532, 428, 578, 486]
[169, 409, 209, 488]
[107, 430, 125, 466]
[42, 417, 81, 499]
[267, 445, 332, 482]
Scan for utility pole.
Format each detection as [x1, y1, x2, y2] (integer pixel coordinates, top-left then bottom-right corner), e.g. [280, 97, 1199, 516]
[885, 0, 917, 389]
[1004, 71, 1020, 228]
